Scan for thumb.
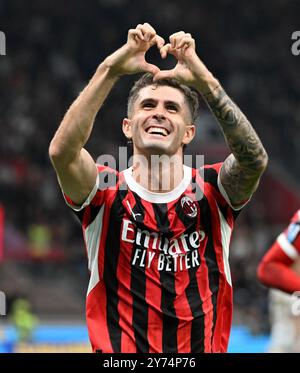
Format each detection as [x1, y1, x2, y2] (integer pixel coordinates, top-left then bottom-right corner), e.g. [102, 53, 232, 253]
[153, 69, 174, 82]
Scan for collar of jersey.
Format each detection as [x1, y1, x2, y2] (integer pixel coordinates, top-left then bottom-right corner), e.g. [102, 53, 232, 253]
[123, 165, 192, 204]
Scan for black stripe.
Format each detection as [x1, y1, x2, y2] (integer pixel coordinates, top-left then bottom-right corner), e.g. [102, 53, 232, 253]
[203, 168, 229, 221]
[153, 203, 179, 353]
[103, 189, 127, 352]
[203, 167, 242, 221]
[175, 198, 205, 353]
[130, 193, 148, 352]
[198, 196, 220, 348]
[186, 266, 205, 352]
[73, 209, 84, 223]
[72, 203, 101, 225]
[203, 167, 219, 191]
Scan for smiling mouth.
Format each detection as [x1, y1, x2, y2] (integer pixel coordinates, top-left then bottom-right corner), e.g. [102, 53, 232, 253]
[145, 126, 170, 137]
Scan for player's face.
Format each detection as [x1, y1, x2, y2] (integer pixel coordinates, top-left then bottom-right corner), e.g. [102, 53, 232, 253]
[123, 85, 195, 156]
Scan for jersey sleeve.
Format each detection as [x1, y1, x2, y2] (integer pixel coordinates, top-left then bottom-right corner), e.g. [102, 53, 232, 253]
[280, 209, 300, 258]
[202, 162, 250, 220]
[257, 210, 300, 293]
[216, 163, 251, 211]
[62, 164, 117, 225]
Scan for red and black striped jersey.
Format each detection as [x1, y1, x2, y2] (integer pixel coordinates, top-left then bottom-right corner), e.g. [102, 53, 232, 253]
[63, 163, 246, 353]
[257, 209, 300, 293]
[277, 209, 300, 258]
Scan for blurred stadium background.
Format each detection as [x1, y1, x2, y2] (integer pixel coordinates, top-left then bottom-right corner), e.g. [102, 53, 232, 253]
[0, 0, 299, 352]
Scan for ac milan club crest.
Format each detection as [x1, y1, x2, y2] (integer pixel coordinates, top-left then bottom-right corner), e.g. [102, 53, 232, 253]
[180, 196, 198, 218]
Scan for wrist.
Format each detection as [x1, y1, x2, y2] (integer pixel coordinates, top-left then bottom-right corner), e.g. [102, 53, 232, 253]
[186, 56, 220, 95]
[97, 59, 121, 81]
[193, 73, 220, 96]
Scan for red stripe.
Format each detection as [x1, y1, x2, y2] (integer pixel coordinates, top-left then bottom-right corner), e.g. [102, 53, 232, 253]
[84, 189, 117, 352]
[196, 248, 214, 352]
[86, 282, 113, 352]
[174, 271, 192, 352]
[194, 175, 214, 352]
[204, 181, 232, 352]
[145, 254, 163, 352]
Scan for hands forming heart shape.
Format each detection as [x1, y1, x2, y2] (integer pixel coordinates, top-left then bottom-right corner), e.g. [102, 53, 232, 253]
[105, 22, 205, 88]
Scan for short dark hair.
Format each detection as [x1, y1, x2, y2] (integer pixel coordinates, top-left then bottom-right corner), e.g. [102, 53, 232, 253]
[127, 73, 199, 122]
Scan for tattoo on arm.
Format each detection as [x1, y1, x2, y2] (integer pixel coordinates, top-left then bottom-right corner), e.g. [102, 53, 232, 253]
[204, 86, 268, 206]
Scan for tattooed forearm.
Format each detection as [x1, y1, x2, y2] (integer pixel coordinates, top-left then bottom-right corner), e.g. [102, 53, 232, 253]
[203, 85, 268, 206]
[204, 86, 268, 169]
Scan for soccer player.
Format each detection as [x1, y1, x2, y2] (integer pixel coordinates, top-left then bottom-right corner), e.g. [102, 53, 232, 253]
[49, 23, 268, 353]
[257, 210, 300, 352]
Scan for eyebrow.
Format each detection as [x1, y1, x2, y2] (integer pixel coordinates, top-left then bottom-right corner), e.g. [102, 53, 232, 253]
[139, 98, 181, 110]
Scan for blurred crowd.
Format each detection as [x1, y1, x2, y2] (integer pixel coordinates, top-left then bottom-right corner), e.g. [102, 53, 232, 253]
[0, 0, 299, 333]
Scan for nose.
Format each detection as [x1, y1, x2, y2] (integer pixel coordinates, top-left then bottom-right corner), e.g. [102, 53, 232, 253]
[153, 112, 166, 122]
[150, 102, 168, 122]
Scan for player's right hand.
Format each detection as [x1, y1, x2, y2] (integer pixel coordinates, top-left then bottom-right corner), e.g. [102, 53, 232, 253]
[104, 23, 164, 77]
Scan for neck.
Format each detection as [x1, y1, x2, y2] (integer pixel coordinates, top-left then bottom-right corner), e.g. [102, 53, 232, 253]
[131, 151, 184, 193]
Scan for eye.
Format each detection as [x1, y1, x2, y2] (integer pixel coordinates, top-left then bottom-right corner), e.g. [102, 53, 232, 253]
[142, 102, 155, 109]
[166, 104, 178, 113]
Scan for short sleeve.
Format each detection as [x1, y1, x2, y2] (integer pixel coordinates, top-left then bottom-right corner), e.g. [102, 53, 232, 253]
[61, 164, 118, 224]
[63, 172, 100, 212]
[277, 210, 300, 259]
[202, 163, 251, 221]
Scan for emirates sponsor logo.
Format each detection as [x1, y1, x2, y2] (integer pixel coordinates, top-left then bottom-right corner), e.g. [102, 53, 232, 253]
[121, 219, 205, 271]
[180, 196, 197, 218]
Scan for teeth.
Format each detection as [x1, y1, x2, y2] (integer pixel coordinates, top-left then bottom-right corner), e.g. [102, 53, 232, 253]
[147, 127, 168, 136]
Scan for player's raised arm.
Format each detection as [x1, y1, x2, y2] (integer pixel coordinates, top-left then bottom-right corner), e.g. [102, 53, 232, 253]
[49, 23, 164, 205]
[154, 32, 268, 207]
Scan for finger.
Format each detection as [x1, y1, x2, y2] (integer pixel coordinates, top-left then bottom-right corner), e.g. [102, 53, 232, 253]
[135, 24, 146, 40]
[137, 23, 156, 42]
[159, 43, 172, 59]
[177, 35, 195, 49]
[143, 22, 156, 34]
[153, 69, 175, 82]
[128, 28, 145, 41]
[169, 31, 186, 49]
[150, 35, 165, 49]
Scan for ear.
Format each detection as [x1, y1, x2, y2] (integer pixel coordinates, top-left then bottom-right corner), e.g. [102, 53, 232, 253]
[182, 124, 196, 145]
[122, 118, 132, 140]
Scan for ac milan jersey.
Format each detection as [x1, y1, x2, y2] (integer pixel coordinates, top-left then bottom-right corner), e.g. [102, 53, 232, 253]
[257, 210, 300, 294]
[277, 209, 300, 259]
[63, 163, 245, 353]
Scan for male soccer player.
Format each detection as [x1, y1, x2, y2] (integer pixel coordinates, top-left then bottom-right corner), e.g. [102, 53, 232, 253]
[257, 209, 300, 352]
[49, 23, 268, 353]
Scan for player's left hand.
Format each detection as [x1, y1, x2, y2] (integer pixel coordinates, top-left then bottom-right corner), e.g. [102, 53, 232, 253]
[153, 31, 206, 87]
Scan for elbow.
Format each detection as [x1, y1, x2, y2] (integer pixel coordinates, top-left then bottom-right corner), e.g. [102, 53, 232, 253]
[260, 150, 269, 171]
[254, 149, 268, 174]
[49, 139, 79, 169]
[250, 149, 269, 176]
[257, 260, 271, 287]
[49, 140, 62, 163]
[48, 140, 70, 168]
